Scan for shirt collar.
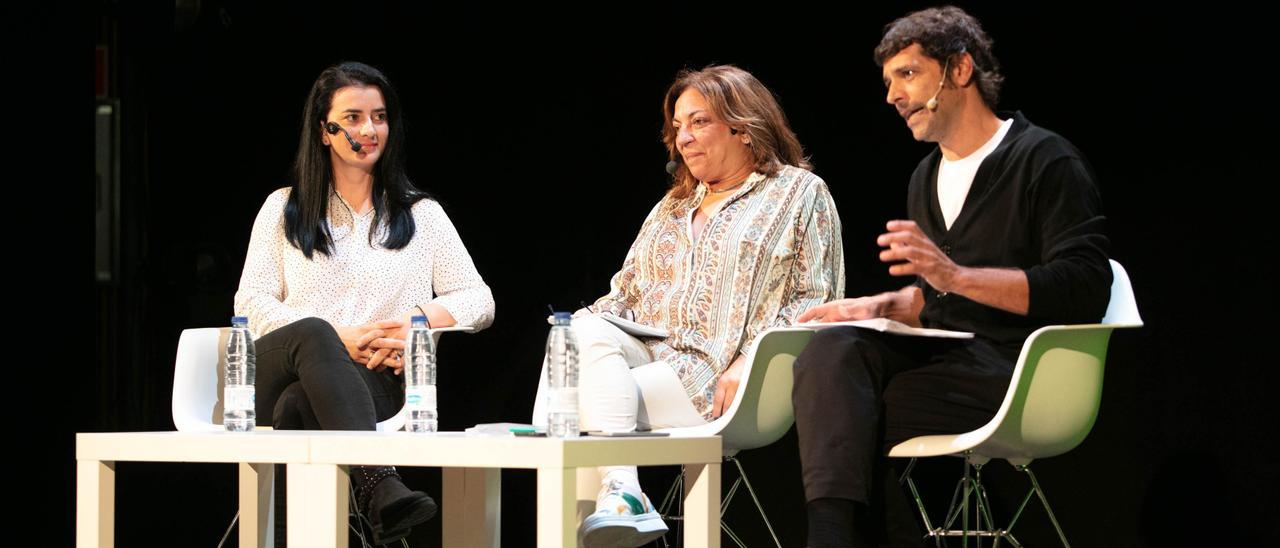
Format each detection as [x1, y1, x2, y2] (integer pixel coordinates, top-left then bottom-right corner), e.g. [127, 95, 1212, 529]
[692, 170, 766, 203]
[327, 190, 378, 243]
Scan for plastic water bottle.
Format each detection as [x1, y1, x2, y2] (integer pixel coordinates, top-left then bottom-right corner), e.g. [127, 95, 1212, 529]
[546, 312, 579, 438]
[405, 315, 438, 433]
[224, 316, 256, 432]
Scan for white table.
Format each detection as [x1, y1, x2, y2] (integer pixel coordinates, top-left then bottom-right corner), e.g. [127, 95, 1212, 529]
[76, 431, 309, 548]
[76, 431, 722, 548]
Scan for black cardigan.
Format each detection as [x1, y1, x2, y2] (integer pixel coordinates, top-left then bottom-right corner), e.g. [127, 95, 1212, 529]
[908, 111, 1112, 349]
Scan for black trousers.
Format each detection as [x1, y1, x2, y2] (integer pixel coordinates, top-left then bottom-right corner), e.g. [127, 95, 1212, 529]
[255, 317, 403, 430]
[792, 328, 1014, 538]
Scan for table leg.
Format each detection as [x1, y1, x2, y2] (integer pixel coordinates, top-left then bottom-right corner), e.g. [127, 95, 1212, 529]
[683, 461, 721, 548]
[536, 466, 577, 548]
[443, 467, 501, 548]
[77, 459, 115, 548]
[288, 463, 348, 548]
[239, 462, 275, 548]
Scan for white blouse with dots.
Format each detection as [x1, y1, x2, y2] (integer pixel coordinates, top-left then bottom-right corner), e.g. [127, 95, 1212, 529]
[234, 188, 495, 338]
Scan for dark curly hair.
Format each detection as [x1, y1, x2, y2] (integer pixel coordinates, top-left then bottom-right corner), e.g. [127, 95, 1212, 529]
[874, 6, 1004, 110]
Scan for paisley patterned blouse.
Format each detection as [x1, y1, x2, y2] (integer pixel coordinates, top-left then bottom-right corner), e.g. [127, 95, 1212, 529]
[592, 165, 844, 419]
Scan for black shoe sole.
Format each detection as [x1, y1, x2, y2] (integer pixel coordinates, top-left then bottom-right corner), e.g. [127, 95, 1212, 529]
[373, 494, 439, 545]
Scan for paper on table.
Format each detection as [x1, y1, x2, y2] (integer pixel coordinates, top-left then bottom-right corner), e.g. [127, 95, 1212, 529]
[795, 317, 974, 339]
[545, 313, 670, 338]
[595, 313, 669, 338]
[464, 422, 537, 436]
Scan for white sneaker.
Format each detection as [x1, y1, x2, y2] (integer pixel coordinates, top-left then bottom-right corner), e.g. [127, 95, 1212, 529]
[579, 480, 669, 547]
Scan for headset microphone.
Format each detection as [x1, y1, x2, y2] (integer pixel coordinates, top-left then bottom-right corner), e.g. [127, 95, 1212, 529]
[324, 122, 362, 152]
[925, 58, 952, 112]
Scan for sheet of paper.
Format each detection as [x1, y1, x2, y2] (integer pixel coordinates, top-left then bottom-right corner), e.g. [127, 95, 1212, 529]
[795, 317, 974, 339]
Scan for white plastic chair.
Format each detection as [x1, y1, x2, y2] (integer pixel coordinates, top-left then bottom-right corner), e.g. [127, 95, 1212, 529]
[654, 327, 815, 548]
[888, 260, 1142, 547]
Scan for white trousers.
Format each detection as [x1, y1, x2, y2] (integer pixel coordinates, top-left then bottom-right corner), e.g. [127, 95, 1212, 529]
[532, 315, 707, 519]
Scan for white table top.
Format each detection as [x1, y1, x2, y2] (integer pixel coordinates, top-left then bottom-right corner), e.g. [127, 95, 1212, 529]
[76, 431, 314, 463]
[307, 431, 721, 468]
[76, 431, 722, 468]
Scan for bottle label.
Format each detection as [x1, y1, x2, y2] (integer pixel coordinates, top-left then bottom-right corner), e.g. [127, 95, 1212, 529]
[407, 385, 437, 408]
[549, 388, 579, 414]
[224, 385, 255, 411]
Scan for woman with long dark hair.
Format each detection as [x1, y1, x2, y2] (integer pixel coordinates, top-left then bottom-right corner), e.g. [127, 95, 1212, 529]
[234, 61, 494, 545]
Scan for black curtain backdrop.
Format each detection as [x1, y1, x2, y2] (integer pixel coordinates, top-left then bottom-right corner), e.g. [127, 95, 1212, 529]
[33, 1, 1272, 546]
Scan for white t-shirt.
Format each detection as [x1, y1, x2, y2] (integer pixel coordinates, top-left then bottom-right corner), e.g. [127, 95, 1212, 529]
[937, 117, 1013, 229]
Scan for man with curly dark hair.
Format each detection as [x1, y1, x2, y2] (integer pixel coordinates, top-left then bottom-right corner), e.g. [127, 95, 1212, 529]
[791, 6, 1113, 546]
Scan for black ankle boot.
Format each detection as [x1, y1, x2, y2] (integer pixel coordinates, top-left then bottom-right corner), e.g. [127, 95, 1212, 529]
[351, 466, 439, 545]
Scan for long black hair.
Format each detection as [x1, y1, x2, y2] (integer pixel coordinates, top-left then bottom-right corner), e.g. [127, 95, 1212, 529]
[285, 61, 428, 258]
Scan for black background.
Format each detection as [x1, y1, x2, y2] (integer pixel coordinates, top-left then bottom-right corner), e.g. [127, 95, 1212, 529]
[30, 1, 1274, 546]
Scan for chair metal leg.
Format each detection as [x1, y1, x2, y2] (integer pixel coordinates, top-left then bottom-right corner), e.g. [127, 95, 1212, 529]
[658, 465, 686, 518]
[938, 461, 973, 535]
[728, 456, 783, 548]
[972, 462, 1001, 548]
[658, 456, 784, 548]
[942, 470, 968, 531]
[981, 461, 1025, 547]
[721, 475, 742, 517]
[721, 520, 747, 548]
[962, 457, 971, 548]
[900, 458, 944, 547]
[1003, 482, 1036, 534]
[1019, 465, 1071, 548]
[658, 466, 685, 548]
[907, 455, 1058, 548]
[909, 458, 1069, 548]
[972, 465, 999, 547]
